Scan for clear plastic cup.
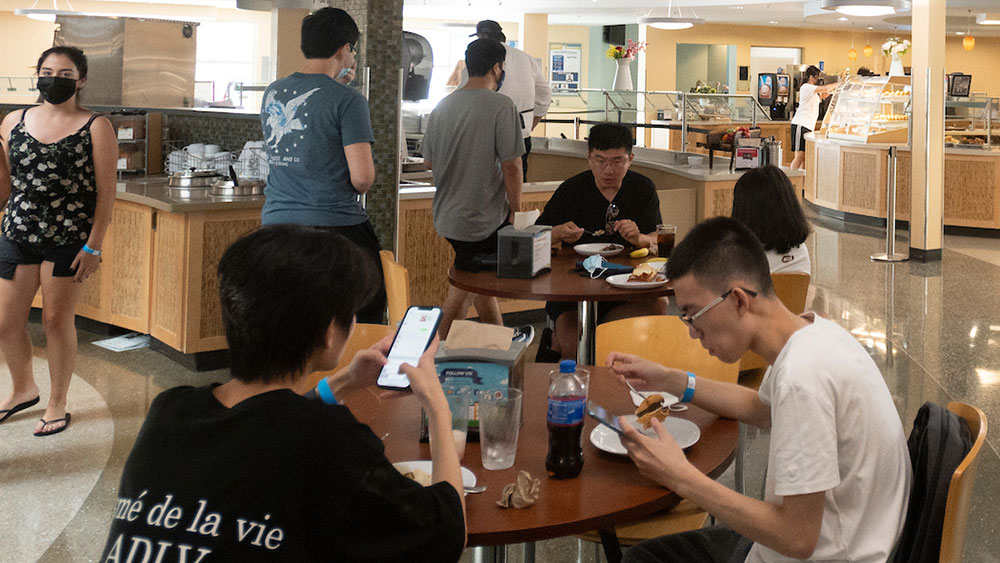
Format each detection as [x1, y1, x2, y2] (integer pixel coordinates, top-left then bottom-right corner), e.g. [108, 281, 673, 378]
[478, 388, 523, 470]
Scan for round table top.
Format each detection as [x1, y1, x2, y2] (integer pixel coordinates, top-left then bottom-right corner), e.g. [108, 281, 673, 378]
[448, 247, 674, 302]
[343, 363, 738, 547]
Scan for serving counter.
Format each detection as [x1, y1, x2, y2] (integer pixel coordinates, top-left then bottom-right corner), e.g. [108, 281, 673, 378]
[803, 134, 1000, 229]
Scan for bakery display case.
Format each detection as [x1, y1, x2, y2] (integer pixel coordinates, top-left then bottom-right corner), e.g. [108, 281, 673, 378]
[681, 93, 771, 123]
[824, 75, 910, 144]
[944, 94, 995, 148]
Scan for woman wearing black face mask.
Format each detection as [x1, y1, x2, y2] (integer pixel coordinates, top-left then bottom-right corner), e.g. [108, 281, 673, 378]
[0, 46, 116, 437]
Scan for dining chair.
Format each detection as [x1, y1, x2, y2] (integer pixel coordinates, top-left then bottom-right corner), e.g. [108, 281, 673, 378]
[294, 323, 396, 395]
[379, 250, 412, 327]
[739, 272, 811, 372]
[939, 402, 988, 563]
[578, 315, 740, 563]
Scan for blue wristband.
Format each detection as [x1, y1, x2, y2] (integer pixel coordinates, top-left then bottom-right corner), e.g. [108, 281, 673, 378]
[680, 372, 696, 403]
[82, 244, 102, 256]
[316, 378, 338, 405]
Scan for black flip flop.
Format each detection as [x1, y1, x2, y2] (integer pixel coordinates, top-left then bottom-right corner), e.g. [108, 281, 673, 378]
[34, 413, 71, 437]
[0, 396, 40, 424]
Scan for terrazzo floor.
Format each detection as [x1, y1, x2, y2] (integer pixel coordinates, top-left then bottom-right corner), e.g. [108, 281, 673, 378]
[2, 211, 999, 563]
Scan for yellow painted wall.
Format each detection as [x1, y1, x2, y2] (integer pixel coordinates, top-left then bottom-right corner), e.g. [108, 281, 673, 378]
[0, 12, 56, 78]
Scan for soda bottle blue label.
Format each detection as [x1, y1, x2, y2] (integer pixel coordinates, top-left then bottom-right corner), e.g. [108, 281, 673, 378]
[547, 396, 585, 426]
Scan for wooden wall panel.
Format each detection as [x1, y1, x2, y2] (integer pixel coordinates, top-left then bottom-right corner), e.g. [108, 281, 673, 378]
[150, 211, 187, 349]
[110, 202, 153, 332]
[840, 150, 881, 215]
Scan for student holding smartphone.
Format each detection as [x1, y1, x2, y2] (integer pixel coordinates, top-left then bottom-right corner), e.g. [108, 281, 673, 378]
[101, 225, 466, 562]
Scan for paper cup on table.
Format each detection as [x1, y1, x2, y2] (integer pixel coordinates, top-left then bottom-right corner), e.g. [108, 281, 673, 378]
[478, 388, 522, 470]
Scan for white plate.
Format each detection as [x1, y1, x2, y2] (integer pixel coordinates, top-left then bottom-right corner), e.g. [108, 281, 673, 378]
[605, 273, 668, 289]
[393, 461, 477, 488]
[574, 243, 625, 257]
[589, 415, 700, 456]
[628, 390, 679, 409]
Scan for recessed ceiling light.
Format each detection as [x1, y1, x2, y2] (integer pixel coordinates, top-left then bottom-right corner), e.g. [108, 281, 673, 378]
[770, 20, 779, 24]
[956, 31, 965, 35]
[821, 0, 911, 17]
[731, 5, 744, 9]
[867, 25, 874, 29]
[838, 16, 849, 21]
[977, 13, 1000, 25]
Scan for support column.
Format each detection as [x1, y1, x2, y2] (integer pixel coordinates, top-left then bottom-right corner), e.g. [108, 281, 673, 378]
[908, 0, 946, 262]
[271, 8, 310, 79]
[328, 0, 404, 251]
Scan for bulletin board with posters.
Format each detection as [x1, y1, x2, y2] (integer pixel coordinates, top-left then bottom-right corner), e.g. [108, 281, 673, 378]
[549, 43, 581, 90]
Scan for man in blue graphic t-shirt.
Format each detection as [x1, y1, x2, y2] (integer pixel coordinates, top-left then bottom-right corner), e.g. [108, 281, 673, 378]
[260, 7, 385, 323]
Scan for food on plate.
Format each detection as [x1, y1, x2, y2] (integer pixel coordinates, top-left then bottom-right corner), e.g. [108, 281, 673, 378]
[602, 243, 620, 252]
[399, 466, 432, 486]
[629, 247, 650, 258]
[628, 263, 658, 282]
[635, 394, 670, 429]
[945, 135, 959, 144]
[961, 137, 985, 145]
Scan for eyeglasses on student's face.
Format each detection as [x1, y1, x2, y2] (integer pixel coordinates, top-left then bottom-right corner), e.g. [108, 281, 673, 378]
[348, 43, 358, 54]
[679, 287, 758, 327]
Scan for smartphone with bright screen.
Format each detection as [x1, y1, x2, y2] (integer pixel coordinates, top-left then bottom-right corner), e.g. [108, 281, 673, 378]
[587, 401, 624, 435]
[376, 306, 442, 391]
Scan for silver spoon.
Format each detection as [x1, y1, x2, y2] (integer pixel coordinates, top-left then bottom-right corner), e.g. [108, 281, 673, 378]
[464, 484, 488, 494]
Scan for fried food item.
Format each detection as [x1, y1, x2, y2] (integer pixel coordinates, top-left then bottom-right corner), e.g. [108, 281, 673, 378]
[628, 263, 658, 282]
[602, 244, 619, 251]
[401, 467, 432, 486]
[635, 394, 669, 429]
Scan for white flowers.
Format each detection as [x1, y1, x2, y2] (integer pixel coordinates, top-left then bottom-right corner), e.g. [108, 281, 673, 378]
[882, 38, 911, 58]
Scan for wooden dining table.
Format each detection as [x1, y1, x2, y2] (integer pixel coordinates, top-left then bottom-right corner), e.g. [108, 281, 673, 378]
[344, 363, 738, 561]
[448, 247, 673, 365]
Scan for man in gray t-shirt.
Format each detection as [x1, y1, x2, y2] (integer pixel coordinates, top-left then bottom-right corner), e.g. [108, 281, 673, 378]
[423, 38, 525, 338]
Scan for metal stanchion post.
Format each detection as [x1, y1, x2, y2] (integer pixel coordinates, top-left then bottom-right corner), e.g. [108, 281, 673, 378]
[871, 146, 909, 262]
[574, 117, 581, 140]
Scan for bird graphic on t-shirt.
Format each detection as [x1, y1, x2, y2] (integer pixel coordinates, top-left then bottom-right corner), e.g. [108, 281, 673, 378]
[263, 88, 320, 149]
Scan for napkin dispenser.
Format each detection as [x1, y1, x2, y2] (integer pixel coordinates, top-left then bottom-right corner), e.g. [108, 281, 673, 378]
[424, 341, 527, 440]
[497, 225, 551, 279]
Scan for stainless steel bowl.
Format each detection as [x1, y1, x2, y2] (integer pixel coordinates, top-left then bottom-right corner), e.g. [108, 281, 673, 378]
[210, 178, 265, 197]
[168, 170, 222, 188]
[167, 186, 211, 199]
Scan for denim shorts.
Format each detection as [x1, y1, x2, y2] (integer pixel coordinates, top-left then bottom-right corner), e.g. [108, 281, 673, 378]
[0, 237, 84, 280]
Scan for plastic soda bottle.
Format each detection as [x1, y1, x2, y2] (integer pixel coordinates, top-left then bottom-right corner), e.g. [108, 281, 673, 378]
[546, 359, 585, 479]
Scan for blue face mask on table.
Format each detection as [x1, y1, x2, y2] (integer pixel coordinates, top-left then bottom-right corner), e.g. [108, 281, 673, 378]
[583, 255, 607, 279]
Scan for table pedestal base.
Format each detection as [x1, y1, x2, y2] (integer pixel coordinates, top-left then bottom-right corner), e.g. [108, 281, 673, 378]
[578, 300, 598, 366]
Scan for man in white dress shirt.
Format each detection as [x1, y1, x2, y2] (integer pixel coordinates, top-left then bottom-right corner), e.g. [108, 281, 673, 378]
[464, 20, 551, 181]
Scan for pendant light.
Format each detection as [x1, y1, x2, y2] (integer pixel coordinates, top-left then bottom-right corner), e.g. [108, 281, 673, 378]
[863, 31, 873, 57]
[847, 27, 858, 61]
[964, 11, 976, 51]
[639, 0, 705, 30]
[14, 0, 77, 21]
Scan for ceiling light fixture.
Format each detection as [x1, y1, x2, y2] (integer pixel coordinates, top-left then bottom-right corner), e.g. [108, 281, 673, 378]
[639, 0, 704, 30]
[964, 10, 976, 51]
[821, 0, 911, 18]
[863, 30, 873, 56]
[977, 13, 1000, 25]
[14, 0, 77, 22]
[838, 16, 849, 21]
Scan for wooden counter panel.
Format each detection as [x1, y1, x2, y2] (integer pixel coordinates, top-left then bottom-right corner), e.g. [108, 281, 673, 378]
[840, 149, 884, 216]
[895, 152, 912, 220]
[527, 152, 589, 183]
[944, 157, 999, 228]
[816, 143, 841, 206]
[150, 211, 187, 349]
[196, 217, 259, 342]
[110, 202, 153, 332]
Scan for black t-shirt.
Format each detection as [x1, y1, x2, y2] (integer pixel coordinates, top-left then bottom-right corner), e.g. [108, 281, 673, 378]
[536, 170, 661, 247]
[101, 385, 465, 562]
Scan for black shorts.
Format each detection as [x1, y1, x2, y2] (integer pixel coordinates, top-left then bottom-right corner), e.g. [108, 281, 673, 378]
[791, 124, 811, 152]
[446, 221, 508, 272]
[0, 238, 84, 280]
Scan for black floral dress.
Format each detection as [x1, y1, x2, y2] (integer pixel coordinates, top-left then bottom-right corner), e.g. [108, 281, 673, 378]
[3, 109, 99, 247]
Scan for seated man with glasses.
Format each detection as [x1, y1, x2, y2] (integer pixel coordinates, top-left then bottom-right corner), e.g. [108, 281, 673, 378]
[608, 217, 911, 563]
[535, 122, 666, 361]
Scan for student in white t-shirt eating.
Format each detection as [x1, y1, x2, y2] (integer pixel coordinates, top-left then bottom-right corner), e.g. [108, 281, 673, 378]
[790, 66, 841, 170]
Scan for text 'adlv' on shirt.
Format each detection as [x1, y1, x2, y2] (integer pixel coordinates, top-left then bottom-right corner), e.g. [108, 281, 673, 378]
[260, 73, 375, 227]
[749, 313, 911, 563]
[101, 385, 465, 562]
[423, 88, 525, 242]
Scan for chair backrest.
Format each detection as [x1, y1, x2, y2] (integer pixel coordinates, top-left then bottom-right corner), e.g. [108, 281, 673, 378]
[739, 272, 811, 372]
[380, 250, 411, 327]
[596, 315, 738, 384]
[295, 323, 396, 394]
[940, 402, 988, 563]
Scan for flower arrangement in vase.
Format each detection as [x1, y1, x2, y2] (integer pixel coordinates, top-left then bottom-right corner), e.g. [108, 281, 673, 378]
[881, 37, 911, 57]
[606, 39, 648, 60]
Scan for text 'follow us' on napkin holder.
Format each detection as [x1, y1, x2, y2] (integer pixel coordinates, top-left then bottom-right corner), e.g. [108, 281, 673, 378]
[498, 210, 551, 279]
